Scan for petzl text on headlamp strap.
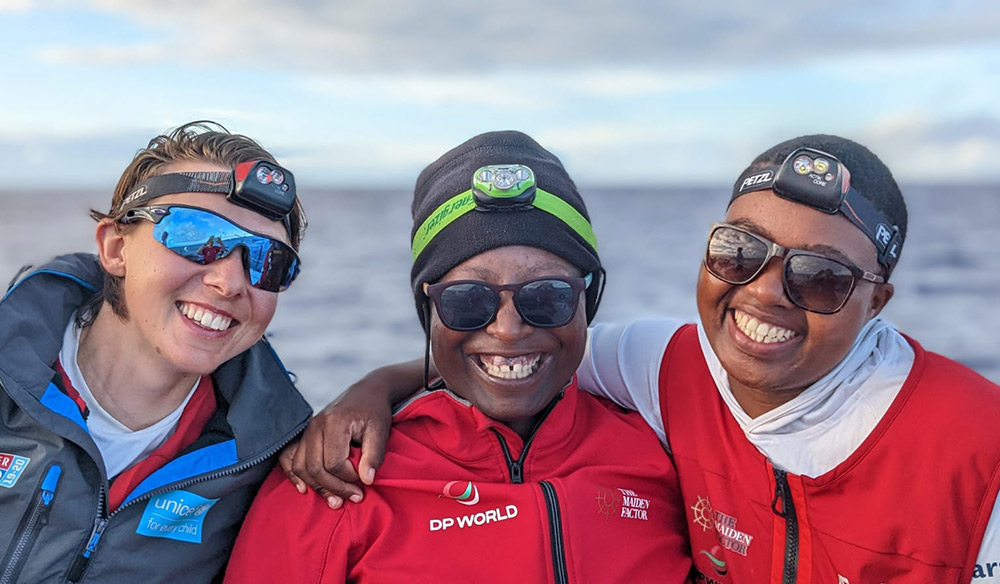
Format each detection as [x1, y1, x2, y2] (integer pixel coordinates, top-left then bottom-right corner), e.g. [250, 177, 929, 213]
[731, 165, 900, 274]
[411, 188, 598, 261]
[120, 172, 232, 212]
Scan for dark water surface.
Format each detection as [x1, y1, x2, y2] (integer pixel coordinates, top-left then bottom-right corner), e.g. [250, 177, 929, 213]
[3, 185, 997, 408]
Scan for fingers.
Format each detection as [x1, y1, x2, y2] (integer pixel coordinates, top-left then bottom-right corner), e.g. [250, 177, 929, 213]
[358, 418, 390, 486]
[289, 421, 366, 505]
[278, 442, 307, 495]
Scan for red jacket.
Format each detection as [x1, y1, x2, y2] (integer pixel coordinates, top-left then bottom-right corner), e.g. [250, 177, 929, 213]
[226, 380, 692, 583]
[662, 325, 1000, 584]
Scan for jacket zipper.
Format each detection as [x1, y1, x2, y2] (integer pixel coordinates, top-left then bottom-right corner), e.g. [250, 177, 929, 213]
[539, 481, 569, 584]
[489, 394, 568, 582]
[0, 464, 63, 584]
[489, 393, 562, 485]
[64, 421, 307, 583]
[771, 468, 799, 584]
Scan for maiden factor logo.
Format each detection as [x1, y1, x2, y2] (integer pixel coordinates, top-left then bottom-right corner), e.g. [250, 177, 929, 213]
[691, 495, 755, 556]
[595, 486, 651, 521]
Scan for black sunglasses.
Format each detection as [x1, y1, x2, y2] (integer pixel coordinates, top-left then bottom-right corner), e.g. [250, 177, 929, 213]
[705, 223, 884, 314]
[423, 275, 591, 331]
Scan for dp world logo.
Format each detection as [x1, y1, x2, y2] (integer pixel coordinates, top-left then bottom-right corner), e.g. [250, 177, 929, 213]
[440, 481, 480, 506]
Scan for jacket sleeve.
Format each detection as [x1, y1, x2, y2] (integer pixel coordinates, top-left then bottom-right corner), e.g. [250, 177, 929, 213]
[223, 468, 351, 584]
[578, 318, 685, 447]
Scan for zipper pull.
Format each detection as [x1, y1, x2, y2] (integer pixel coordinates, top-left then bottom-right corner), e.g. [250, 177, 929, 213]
[40, 465, 62, 508]
[37, 465, 62, 527]
[66, 517, 109, 582]
[510, 461, 523, 484]
[771, 468, 789, 518]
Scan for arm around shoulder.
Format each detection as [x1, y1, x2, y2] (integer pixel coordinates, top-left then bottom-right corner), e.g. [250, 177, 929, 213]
[279, 358, 428, 505]
[224, 468, 352, 584]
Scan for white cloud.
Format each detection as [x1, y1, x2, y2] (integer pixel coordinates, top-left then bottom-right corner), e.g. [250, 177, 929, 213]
[298, 74, 549, 108]
[28, 0, 1000, 73]
[859, 112, 1000, 181]
[35, 43, 168, 65]
[0, 0, 33, 10]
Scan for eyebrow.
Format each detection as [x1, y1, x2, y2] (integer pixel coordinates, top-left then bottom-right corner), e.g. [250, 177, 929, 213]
[726, 218, 857, 264]
[456, 262, 578, 281]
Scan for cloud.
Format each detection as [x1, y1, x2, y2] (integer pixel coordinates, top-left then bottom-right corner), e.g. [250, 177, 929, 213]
[0, 0, 33, 10]
[298, 74, 549, 108]
[36, 42, 168, 65]
[860, 112, 1000, 181]
[31, 0, 1000, 73]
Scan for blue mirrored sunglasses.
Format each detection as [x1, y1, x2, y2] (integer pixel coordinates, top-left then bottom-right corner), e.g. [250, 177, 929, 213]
[120, 204, 301, 292]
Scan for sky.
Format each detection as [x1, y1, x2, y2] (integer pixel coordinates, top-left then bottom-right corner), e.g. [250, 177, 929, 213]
[0, 0, 998, 189]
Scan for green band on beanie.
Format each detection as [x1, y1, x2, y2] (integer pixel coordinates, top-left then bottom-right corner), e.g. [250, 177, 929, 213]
[411, 187, 598, 261]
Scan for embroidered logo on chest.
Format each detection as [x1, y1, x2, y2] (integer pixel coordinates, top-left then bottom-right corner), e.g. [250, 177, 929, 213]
[595, 486, 650, 521]
[0, 452, 30, 489]
[136, 490, 219, 543]
[691, 495, 755, 556]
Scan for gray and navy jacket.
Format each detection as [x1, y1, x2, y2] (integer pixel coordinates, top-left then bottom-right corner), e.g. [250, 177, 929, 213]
[0, 254, 312, 584]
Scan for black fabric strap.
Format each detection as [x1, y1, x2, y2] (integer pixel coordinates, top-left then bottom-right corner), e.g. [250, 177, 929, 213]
[118, 172, 232, 213]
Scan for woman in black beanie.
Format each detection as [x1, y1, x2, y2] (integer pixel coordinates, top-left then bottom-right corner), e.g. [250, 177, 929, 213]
[226, 131, 691, 583]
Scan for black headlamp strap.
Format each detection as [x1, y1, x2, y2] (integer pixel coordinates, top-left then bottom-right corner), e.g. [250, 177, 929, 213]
[119, 172, 231, 212]
[839, 188, 901, 272]
[115, 160, 297, 237]
[732, 161, 900, 275]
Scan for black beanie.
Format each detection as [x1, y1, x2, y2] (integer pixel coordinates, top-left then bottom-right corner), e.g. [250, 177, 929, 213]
[410, 130, 603, 330]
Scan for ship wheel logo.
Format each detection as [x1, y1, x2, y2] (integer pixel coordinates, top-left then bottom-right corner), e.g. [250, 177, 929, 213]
[596, 486, 620, 520]
[691, 495, 715, 532]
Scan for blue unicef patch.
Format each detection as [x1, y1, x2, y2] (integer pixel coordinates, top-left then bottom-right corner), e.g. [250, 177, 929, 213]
[136, 490, 218, 544]
[0, 453, 30, 489]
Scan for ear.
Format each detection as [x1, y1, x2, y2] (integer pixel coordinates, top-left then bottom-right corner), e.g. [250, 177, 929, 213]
[866, 282, 894, 319]
[95, 219, 127, 277]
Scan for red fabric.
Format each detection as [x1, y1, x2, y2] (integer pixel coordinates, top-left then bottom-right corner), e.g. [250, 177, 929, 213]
[661, 324, 1000, 583]
[107, 376, 217, 510]
[225, 381, 692, 584]
[53, 360, 89, 416]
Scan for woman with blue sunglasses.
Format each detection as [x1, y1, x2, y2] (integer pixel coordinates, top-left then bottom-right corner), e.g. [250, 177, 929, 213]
[0, 121, 312, 583]
[225, 131, 691, 583]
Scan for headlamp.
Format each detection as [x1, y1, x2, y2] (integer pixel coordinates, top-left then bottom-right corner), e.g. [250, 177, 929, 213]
[118, 160, 296, 223]
[472, 164, 537, 210]
[733, 147, 901, 276]
[410, 164, 598, 261]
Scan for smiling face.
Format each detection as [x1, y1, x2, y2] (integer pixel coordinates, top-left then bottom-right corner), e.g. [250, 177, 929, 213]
[97, 160, 291, 377]
[429, 245, 587, 438]
[696, 190, 894, 416]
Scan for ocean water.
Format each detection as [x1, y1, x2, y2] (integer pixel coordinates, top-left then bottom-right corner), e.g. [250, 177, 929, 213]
[2, 185, 998, 409]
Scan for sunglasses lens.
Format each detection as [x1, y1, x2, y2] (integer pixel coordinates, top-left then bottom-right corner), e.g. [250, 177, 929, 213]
[516, 279, 578, 327]
[706, 226, 770, 283]
[785, 255, 856, 313]
[150, 207, 299, 293]
[436, 283, 499, 330]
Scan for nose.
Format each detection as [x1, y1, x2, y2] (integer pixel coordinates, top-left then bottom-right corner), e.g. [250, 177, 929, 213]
[202, 249, 247, 297]
[741, 256, 790, 307]
[484, 292, 532, 342]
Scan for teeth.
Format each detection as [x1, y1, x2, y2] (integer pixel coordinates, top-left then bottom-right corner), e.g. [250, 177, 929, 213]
[479, 354, 542, 380]
[733, 309, 796, 344]
[179, 302, 233, 332]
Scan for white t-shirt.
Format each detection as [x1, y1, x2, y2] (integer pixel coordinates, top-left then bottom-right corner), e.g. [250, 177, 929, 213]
[578, 316, 1000, 582]
[59, 319, 200, 478]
